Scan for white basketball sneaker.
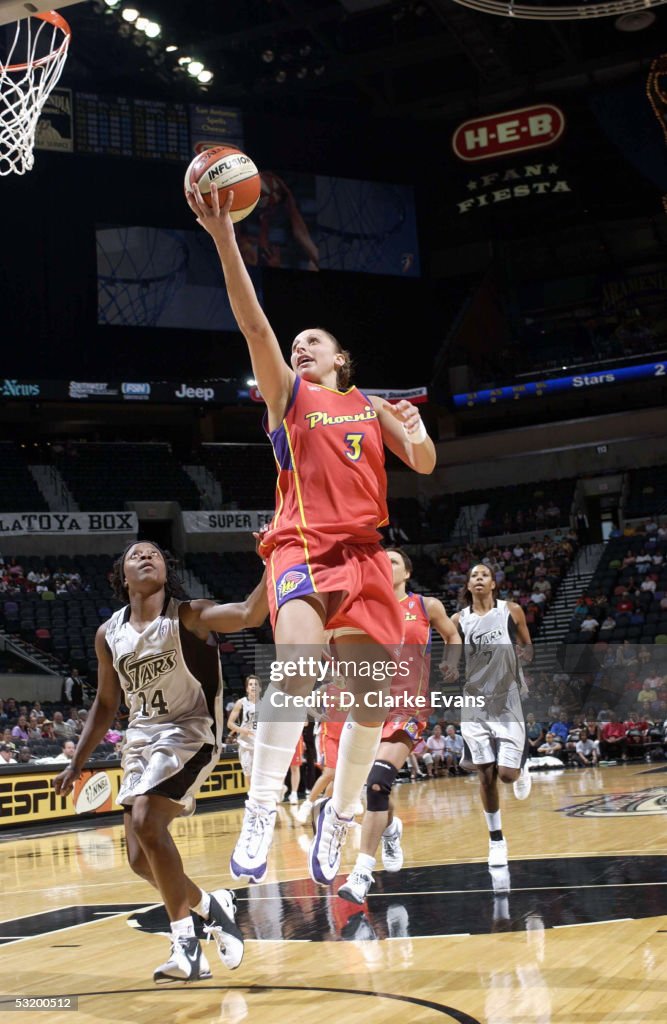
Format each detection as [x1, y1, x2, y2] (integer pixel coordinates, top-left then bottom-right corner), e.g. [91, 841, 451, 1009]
[488, 838, 508, 868]
[295, 797, 313, 824]
[202, 889, 244, 970]
[229, 799, 276, 884]
[153, 935, 212, 984]
[513, 765, 532, 801]
[338, 868, 374, 905]
[309, 798, 352, 886]
[381, 817, 404, 872]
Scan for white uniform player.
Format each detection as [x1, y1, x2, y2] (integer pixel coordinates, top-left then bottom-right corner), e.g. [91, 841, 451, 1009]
[451, 564, 533, 874]
[458, 599, 527, 771]
[227, 676, 259, 782]
[54, 541, 268, 984]
[106, 597, 223, 812]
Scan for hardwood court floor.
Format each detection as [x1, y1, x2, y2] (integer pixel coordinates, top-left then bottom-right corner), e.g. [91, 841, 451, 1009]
[1, 764, 667, 1023]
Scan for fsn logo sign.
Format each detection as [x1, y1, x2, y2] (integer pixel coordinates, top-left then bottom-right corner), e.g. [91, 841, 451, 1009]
[452, 105, 565, 162]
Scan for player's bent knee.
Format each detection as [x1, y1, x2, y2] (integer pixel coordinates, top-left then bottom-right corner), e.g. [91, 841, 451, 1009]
[366, 760, 398, 812]
[498, 766, 520, 783]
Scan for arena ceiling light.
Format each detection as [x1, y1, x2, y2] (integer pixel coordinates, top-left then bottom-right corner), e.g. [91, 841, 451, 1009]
[449, 0, 667, 20]
[187, 60, 204, 76]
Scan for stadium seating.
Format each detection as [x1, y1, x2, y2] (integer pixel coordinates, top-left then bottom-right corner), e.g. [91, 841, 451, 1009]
[54, 443, 200, 510]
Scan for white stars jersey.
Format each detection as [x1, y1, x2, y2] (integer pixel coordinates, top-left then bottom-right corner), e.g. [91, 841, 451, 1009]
[237, 696, 257, 751]
[105, 598, 223, 809]
[458, 599, 524, 719]
[458, 599, 526, 769]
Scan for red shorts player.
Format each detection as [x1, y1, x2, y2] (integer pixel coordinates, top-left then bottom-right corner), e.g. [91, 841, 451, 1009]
[188, 183, 436, 887]
[338, 547, 461, 904]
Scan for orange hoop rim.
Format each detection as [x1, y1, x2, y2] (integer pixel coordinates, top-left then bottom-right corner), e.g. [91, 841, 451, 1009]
[0, 10, 71, 74]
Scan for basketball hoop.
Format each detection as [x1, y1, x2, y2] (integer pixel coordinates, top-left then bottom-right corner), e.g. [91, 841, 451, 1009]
[0, 10, 71, 176]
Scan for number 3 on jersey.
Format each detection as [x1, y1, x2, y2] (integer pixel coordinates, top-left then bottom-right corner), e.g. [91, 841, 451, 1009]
[344, 432, 364, 462]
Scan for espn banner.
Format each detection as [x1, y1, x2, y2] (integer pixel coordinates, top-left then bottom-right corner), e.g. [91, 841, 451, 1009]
[182, 510, 274, 533]
[0, 511, 138, 536]
[0, 757, 246, 827]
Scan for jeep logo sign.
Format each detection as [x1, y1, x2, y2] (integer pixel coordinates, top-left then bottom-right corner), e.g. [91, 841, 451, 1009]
[175, 384, 215, 401]
[452, 105, 565, 162]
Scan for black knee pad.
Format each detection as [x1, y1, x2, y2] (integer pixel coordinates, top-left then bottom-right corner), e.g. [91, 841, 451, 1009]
[366, 759, 398, 812]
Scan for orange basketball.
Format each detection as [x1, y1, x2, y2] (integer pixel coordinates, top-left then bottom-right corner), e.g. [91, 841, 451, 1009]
[184, 145, 261, 223]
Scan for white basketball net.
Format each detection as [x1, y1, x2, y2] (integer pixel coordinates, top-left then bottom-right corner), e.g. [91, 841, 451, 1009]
[0, 12, 71, 176]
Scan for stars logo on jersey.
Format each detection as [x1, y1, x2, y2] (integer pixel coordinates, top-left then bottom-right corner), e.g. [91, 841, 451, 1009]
[277, 569, 308, 601]
[118, 649, 177, 692]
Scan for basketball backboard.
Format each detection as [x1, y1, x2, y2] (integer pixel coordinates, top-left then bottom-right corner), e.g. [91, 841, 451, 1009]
[0, 1, 82, 27]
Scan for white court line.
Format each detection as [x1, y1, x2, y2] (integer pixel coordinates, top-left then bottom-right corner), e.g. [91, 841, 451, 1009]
[553, 918, 633, 929]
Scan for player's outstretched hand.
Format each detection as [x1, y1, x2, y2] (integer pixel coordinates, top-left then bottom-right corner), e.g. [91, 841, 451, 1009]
[53, 766, 82, 797]
[439, 661, 459, 683]
[186, 183, 236, 245]
[382, 399, 422, 438]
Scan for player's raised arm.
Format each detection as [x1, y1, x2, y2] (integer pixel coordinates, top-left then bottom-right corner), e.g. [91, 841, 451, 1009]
[186, 184, 294, 422]
[53, 624, 122, 795]
[182, 571, 269, 638]
[369, 396, 436, 474]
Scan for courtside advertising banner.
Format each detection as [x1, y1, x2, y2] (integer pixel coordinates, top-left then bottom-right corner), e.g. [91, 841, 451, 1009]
[182, 511, 274, 533]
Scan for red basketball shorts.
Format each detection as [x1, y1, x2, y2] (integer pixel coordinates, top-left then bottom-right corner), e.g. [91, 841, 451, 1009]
[266, 537, 404, 650]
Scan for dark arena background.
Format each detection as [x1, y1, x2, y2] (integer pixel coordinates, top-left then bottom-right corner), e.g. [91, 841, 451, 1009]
[1, 0, 667, 1021]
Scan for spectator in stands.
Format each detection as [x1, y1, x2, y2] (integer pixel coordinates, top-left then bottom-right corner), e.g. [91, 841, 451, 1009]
[15, 746, 33, 764]
[526, 713, 545, 756]
[52, 711, 75, 741]
[26, 712, 42, 741]
[579, 614, 599, 635]
[599, 713, 627, 760]
[423, 725, 446, 777]
[549, 713, 571, 745]
[537, 732, 563, 757]
[11, 715, 29, 743]
[636, 683, 655, 711]
[0, 743, 17, 764]
[575, 728, 599, 767]
[443, 725, 463, 774]
[599, 615, 616, 640]
[49, 739, 77, 763]
[63, 668, 83, 705]
[105, 718, 124, 745]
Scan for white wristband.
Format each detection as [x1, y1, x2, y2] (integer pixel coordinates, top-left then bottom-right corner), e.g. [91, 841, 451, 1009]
[404, 417, 427, 444]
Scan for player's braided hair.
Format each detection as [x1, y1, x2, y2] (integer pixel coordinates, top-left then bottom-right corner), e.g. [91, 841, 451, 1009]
[316, 327, 354, 390]
[110, 541, 188, 603]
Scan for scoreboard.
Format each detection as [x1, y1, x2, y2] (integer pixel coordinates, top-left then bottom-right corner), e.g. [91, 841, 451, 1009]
[75, 94, 190, 161]
[453, 358, 667, 408]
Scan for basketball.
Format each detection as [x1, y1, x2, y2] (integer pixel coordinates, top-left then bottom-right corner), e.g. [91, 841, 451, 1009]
[184, 145, 261, 223]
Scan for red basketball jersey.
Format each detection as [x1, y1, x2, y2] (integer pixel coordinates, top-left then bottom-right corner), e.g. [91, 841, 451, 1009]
[261, 377, 388, 553]
[399, 591, 432, 700]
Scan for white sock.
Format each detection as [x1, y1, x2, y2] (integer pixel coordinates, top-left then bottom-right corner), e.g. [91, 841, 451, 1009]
[332, 721, 382, 819]
[190, 890, 211, 920]
[248, 689, 306, 808]
[170, 915, 195, 940]
[484, 810, 502, 833]
[355, 852, 376, 873]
